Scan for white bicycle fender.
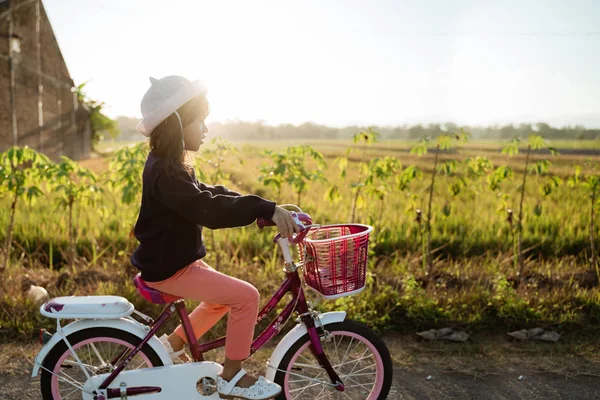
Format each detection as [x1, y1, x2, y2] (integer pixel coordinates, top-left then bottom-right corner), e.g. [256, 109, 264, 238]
[265, 311, 346, 381]
[31, 318, 172, 377]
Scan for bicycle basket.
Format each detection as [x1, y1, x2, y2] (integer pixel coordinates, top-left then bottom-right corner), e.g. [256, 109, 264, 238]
[299, 224, 373, 299]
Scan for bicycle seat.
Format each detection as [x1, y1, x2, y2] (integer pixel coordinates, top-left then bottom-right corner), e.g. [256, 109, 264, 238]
[40, 296, 134, 319]
[133, 273, 183, 304]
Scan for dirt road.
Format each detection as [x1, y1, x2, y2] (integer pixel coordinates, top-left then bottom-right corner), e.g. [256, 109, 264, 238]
[1, 336, 599, 399]
[2, 364, 599, 399]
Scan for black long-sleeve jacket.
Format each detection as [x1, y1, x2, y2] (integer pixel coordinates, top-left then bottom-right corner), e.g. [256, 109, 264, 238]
[131, 152, 276, 282]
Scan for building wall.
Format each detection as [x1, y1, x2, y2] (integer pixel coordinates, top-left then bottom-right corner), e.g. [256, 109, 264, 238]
[0, 0, 91, 161]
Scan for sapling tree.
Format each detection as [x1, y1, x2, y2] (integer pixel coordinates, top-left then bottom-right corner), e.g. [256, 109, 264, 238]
[284, 146, 327, 207]
[465, 156, 494, 196]
[323, 156, 348, 206]
[198, 137, 242, 184]
[362, 156, 402, 226]
[197, 138, 242, 266]
[105, 143, 148, 254]
[532, 167, 562, 217]
[50, 157, 102, 268]
[410, 132, 469, 277]
[327, 129, 380, 221]
[259, 150, 287, 202]
[348, 129, 380, 221]
[501, 135, 558, 279]
[568, 166, 600, 270]
[107, 142, 148, 208]
[486, 164, 515, 255]
[0, 147, 50, 270]
[259, 145, 326, 207]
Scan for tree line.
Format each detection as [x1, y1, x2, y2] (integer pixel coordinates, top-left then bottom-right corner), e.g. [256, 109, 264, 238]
[114, 117, 600, 142]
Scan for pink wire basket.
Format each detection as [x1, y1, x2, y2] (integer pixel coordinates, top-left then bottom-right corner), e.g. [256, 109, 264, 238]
[298, 224, 373, 300]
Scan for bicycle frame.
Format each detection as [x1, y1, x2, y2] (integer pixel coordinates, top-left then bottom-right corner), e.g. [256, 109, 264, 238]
[97, 266, 344, 396]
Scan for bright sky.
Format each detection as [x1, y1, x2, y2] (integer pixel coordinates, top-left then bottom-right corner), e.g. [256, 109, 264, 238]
[44, 0, 600, 127]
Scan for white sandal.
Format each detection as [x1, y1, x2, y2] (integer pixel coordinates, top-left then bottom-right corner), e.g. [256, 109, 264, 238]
[217, 368, 282, 400]
[159, 334, 187, 364]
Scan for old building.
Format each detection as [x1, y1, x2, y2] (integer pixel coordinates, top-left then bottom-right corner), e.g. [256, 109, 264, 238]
[0, 0, 91, 161]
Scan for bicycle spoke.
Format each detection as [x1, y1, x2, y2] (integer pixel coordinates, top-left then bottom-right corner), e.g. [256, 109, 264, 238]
[108, 341, 114, 361]
[339, 337, 354, 367]
[332, 354, 372, 370]
[290, 378, 325, 398]
[333, 335, 343, 366]
[62, 359, 98, 375]
[299, 352, 314, 364]
[314, 383, 329, 400]
[96, 342, 108, 366]
[293, 362, 323, 370]
[86, 344, 93, 370]
[289, 380, 323, 393]
[343, 376, 374, 392]
[57, 368, 84, 388]
[345, 367, 377, 377]
[61, 386, 81, 399]
[346, 347, 370, 376]
[134, 358, 147, 370]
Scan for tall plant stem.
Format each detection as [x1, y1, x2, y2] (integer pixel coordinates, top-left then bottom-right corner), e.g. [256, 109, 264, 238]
[426, 144, 440, 277]
[210, 230, 220, 267]
[590, 188, 597, 271]
[517, 144, 531, 282]
[378, 197, 385, 227]
[350, 187, 362, 222]
[350, 141, 368, 222]
[3, 190, 18, 271]
[68, 198, 75, 269]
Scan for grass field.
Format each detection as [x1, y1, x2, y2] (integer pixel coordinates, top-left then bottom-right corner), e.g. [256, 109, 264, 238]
[1, 138, 599, 341]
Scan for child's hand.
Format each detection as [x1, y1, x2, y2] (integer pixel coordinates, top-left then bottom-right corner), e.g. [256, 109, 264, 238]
[272, 206, 301, 238]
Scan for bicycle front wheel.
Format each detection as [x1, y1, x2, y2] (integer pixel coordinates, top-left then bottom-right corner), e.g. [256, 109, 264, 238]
[274, 320, 393, 400]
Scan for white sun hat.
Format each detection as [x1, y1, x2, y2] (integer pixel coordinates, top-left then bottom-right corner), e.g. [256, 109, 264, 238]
[136, 75, 208, 137]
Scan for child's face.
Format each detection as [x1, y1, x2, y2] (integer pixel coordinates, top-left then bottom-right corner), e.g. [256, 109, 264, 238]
[183, 117, 208, 151]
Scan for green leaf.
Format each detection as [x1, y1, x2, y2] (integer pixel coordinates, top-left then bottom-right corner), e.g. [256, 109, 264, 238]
[528, 134, 545, 150]
[501, 137, 521, 156]
[355, 193, 365, 209]
[442, 203, 451, 217]
[324, 186, 341, 203]
[437, 135, 452, 150]
[410, 145, 427, 156]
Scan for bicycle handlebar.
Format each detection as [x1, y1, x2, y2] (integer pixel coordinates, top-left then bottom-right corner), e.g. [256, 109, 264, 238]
[256, 217, 277, 229]
[257, 211, 313, 231]
[257, 209, 314, 244]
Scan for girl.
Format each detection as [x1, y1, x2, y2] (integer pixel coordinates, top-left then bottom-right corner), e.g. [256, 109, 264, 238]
[131, 75, 298, 399]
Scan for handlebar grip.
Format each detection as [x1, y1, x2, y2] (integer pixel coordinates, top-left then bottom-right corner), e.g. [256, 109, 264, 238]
[257, 217, 277, 229]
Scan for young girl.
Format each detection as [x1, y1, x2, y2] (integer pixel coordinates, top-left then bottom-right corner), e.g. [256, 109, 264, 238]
[131, 75, 299, 399]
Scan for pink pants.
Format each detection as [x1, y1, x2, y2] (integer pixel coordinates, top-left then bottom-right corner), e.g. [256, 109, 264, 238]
[146, 259, 259, 360]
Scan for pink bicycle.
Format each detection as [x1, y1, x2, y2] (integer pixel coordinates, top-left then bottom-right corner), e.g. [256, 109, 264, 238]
[33, 207, 393, 399]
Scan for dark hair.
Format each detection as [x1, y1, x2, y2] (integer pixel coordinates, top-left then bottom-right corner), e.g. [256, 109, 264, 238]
[149, 95, 210, 174]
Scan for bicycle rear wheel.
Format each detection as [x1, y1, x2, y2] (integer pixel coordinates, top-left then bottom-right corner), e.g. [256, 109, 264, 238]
[274, 320, 393, 400]
[40, 327, 163, 400]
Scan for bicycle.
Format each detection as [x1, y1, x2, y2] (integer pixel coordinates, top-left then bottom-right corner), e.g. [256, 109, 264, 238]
[32, 207, 393, 399]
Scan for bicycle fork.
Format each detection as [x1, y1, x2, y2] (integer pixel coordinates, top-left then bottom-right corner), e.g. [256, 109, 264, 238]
[301, 313, 345, 392]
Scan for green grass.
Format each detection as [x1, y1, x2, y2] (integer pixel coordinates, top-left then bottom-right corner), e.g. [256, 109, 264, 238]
[0, 139, 599, 339]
